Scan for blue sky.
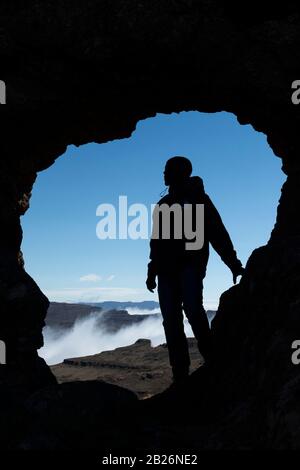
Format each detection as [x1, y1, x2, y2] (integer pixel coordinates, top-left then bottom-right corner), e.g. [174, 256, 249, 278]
[21, 111, 285, 309]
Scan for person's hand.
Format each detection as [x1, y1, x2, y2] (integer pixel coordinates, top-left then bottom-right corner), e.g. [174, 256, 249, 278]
[146, 276, 157, 293]
[232, 266, 245, 284]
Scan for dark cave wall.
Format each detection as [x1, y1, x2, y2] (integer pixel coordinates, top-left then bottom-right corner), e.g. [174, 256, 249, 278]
[0, 0, 300, 447]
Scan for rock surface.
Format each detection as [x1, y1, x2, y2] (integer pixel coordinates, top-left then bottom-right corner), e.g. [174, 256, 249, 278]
[51, 338, 202, 399]
[46, 302, 156, 332]
[0, 0, 299, 450]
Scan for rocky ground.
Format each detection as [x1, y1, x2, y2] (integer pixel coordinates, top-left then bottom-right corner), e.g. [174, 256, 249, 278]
[51, 338, 203, 399]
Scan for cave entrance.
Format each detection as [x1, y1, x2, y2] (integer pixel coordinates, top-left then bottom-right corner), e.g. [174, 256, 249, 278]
[20, 111, 285, 393]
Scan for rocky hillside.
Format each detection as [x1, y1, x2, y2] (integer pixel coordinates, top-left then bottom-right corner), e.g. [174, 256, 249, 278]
[51, 338, 202, 399]
[46, 302, 103, 329]
[46, 302, 159, 332]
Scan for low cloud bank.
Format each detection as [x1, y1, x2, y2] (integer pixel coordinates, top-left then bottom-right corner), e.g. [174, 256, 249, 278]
[40, 308, 214, 365]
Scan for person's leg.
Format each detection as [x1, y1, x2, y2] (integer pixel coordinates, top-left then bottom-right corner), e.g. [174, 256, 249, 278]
[181, 264, 212, 362]
[157, 272, 190, 381]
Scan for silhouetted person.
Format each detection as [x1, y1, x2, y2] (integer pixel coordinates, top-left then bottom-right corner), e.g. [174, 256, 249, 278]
[146, 156, 244, 384]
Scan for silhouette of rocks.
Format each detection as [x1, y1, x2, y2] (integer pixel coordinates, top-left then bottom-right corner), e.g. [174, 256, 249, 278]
[0, 0, 300, 450]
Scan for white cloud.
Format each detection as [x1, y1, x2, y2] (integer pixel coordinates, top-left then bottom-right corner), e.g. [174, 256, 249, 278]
[106, 274, 115, 281]
[43, 286, 157, 303]
[126, 307, 161, 315]
[79, 274, 102, 282]
[41, 315, 158, 365]
[40, 313, 197, 365]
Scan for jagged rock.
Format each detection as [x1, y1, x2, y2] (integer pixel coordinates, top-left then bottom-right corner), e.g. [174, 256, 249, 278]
[0, 0, 300, 450]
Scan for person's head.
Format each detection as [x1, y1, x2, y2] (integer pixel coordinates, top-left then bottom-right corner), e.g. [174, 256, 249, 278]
[164, 156, 192, 186]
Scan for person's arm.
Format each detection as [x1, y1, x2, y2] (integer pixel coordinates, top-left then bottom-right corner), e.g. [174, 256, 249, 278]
[146, 204, 161, 292]
[146, 239, 158, 292]
[205, 195, 244, 283]
[148, 237, 159, 276]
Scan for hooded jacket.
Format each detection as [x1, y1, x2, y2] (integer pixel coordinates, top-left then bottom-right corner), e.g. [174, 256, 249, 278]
[147, 176, 242, 278]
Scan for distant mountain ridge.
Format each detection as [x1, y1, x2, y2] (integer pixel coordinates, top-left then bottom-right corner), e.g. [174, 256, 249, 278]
[46, 302, 160, 332]
[46, 302, 216, 332]
[46, 302, 103, 329]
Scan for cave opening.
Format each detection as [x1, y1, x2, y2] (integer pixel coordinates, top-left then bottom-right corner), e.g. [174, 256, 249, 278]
[20, 110, 285, 392]
[1, 0, 299, 450]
